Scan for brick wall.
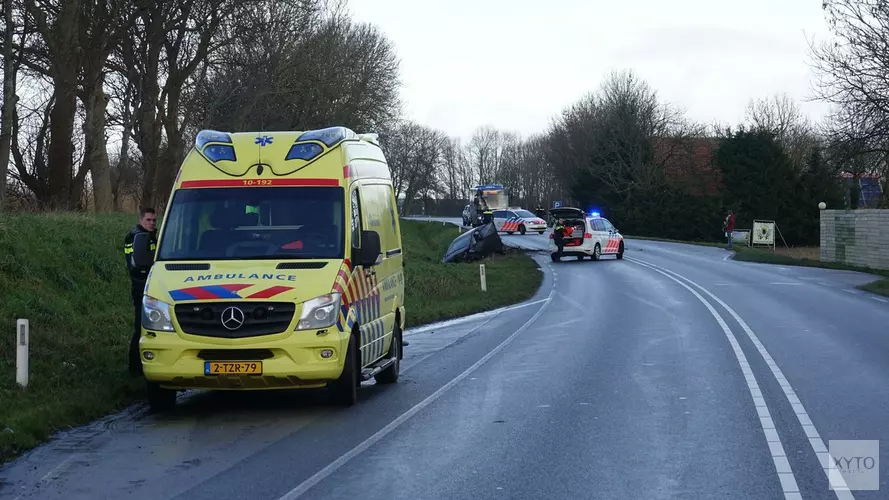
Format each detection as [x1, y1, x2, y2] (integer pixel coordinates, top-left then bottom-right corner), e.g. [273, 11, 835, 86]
[820, 209, 889, 270]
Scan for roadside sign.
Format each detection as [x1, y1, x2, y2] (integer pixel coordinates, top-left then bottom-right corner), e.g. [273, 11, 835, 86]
[553, 201, 562, 209]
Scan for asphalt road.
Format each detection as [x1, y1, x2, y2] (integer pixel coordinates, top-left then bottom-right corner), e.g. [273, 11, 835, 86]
[2, 224, 888, 500]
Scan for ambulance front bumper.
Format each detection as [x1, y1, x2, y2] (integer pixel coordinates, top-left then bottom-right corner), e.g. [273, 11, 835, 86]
[139, 329, 350, 390]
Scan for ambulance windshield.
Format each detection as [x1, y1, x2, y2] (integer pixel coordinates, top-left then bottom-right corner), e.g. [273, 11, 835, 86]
[156, 186, 345, 261]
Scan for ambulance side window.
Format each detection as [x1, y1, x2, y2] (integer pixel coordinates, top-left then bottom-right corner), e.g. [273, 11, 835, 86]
[351, 188, 362, 249]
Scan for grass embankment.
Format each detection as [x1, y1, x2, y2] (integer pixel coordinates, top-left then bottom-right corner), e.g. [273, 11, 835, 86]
[0, 214, 542, 463]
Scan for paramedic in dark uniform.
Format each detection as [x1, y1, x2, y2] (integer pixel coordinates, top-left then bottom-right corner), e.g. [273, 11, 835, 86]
[552, 218, 566, 261]
[123, 208, 158, 376]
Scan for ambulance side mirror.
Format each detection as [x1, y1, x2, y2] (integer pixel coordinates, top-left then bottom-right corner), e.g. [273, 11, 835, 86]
[132, 232, 155, 269]
[357, 230, 382, 267]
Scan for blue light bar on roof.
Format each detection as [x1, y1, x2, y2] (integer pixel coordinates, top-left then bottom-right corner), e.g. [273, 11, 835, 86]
[474, 184, 504, 190]
[195, 130, 232, 150]
[589, 211, 601, 217]
[204, 144, 236, 162]
[286, 143, 323, 161]
[297, 126, 348, 147]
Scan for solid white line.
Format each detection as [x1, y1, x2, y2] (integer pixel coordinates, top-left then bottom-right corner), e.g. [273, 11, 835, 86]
[624, 257, 801, 498]
[628, 257, 855, 499]
[276, 278, 556, 500]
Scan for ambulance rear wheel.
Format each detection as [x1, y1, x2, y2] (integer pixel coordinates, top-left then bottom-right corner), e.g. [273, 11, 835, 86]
[330, 334, 358, 406]
[146, 382, 176, 412]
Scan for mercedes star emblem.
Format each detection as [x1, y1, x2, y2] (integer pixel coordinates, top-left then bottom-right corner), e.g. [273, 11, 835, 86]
[221, 306, 246, 331]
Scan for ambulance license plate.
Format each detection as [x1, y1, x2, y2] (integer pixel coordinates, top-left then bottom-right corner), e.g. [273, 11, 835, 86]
[204, 361, 262, 375]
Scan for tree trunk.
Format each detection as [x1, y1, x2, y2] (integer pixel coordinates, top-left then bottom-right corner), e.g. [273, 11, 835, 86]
[44, 0, 81, 210]
[115, 100, 134, 210]
[82, 76, 113, 211]
[0, 0, 15, 210]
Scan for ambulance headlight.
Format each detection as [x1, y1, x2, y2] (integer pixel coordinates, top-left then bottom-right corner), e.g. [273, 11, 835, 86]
[297, 293, 341, 330]
[142, 296, 175, 332]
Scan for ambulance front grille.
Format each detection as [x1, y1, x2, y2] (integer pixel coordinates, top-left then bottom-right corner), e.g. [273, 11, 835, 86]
[174, 301, 296, 338]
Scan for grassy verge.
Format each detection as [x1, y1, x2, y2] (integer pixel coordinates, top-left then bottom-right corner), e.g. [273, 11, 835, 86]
[0, 214, 542, 463]
[401, 219, 542, 326]
[860, 279, 889, 297]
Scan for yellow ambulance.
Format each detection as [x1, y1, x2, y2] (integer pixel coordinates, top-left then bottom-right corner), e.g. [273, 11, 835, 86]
[130, 126, 405, 411]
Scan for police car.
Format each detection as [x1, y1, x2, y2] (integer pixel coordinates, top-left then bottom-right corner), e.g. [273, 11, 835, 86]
[492, 208, 548, 235]
[548, 207, 624, 261]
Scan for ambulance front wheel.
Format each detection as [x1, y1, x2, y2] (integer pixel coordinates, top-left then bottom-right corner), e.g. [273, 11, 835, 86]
[330, 334, 359, 406]
[146, 381, 176, 412]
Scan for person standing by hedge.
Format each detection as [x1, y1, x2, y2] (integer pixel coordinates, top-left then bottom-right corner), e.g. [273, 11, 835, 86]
[123, 208, 158, 376]
[723, 210, 735, 249]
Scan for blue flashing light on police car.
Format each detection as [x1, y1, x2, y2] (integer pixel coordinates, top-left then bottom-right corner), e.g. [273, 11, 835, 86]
[297, 126, 351, 147]
[589, 211, 600, 217]
[195, 130, 232, 150]
[285, 143, 323, 161]
[203, 144, 236, 162]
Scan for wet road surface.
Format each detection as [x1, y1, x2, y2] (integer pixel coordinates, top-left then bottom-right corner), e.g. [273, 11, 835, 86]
[1, 227, 887, 500]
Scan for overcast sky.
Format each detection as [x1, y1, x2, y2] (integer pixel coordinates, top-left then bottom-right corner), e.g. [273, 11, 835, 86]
[347, 0, 835, 141]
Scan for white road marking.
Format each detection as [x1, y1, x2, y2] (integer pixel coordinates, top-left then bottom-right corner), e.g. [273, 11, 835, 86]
[818, 282, 831, 287]
[869, 296, 888, 303]
[770, 282, 803, 286]
[276, 281, 556, 500]
[557, 292, 588, 313]
[842, 289, 859, 295]
[626, 257, 801, 499]
[723, 254, 731, 262]
[628, 257, 855, 500]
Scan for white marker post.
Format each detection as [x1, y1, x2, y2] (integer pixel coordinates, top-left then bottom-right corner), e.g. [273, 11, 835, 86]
[16, 319, 29, 388]
[479, 264, 487, 292]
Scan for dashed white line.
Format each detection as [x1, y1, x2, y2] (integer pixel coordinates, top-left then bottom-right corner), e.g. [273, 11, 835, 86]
[629, 257, 855, 500]
[842, 289, 860, 295]
[276, 278, 556, 500]
[625, 257, 801, 499]
[869, 296, 888, 303]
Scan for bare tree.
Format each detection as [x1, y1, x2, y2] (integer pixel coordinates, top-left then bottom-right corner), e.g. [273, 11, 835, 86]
[23, 0, 82, 209]
[810, 0, 889, 153]
[0, 0, 18, 209]
[744, 93, 817, 169]
[78, 0, 134, 211]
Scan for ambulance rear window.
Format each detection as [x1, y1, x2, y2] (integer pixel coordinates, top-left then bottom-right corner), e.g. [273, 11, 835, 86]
[157, 186, 345, 261]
